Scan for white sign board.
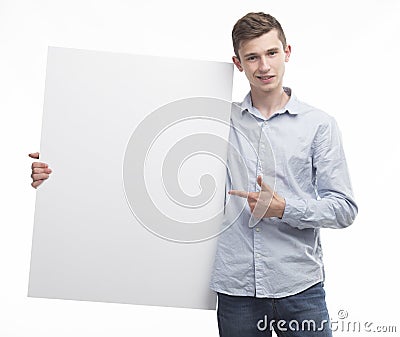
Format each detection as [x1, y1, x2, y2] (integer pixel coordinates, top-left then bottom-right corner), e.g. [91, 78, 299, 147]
[28, 47, 233, 309]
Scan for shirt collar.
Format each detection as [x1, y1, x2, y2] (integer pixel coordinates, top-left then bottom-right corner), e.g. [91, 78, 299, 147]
[240, 87, 300, 119]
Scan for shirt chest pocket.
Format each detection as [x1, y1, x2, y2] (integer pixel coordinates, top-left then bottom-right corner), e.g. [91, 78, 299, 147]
[268, 136, 314, 192]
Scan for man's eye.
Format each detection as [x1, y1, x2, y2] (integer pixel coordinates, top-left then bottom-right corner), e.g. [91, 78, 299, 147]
[268, 51, 277, 56]
[247, 56, 257, 61]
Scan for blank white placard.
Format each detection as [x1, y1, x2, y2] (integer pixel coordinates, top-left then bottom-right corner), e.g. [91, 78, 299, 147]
[28, 47, 233, 310]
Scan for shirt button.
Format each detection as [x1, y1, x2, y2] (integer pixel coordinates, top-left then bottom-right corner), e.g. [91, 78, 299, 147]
[255, 227, 260, 232]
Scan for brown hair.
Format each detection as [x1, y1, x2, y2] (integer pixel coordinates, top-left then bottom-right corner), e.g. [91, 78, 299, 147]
[232, 12, 287, 59]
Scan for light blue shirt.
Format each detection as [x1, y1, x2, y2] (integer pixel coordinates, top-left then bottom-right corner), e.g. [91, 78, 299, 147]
[210, 87, 358, 298]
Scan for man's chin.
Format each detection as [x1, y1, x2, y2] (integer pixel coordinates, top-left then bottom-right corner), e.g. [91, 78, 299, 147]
[254, 85, 278, 93]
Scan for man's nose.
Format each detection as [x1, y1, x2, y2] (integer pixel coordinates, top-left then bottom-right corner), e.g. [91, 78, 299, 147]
[258, 56, 271, 72]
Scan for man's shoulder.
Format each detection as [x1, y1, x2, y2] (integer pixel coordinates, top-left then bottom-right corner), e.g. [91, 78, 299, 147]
[293, 95, 335, 126]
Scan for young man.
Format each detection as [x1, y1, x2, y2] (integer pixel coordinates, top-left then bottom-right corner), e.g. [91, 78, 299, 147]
[30, 12, 357, 337]
[209, 12, 357, 337]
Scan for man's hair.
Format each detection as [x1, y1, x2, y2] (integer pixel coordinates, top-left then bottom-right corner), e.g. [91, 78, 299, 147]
[232, 12, 287, 59]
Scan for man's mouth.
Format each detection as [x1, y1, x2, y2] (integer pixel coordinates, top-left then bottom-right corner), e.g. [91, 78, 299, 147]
[256, 75, 274, 80]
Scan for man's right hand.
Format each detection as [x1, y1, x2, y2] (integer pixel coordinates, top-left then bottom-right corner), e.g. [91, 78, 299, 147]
[29, 152, 52, 189]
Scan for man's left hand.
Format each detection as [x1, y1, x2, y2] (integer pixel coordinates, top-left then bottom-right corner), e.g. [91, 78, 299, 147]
[229, 175, 286, 219]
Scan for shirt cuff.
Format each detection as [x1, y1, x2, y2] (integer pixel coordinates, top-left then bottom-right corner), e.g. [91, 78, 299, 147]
[282, 197, 307, 223]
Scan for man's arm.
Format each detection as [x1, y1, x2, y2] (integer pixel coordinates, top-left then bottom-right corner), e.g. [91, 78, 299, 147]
[229, 116, 358, 229]
[281, 116, 358, 229]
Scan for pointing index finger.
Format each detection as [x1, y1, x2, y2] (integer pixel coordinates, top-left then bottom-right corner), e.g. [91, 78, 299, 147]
[228, 190, 250, 198]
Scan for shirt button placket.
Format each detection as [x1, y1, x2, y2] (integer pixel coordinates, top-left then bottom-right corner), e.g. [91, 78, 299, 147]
[257, 121, 268, 179]
[254, 222, 264, 296]
[254, 121, 266, 296]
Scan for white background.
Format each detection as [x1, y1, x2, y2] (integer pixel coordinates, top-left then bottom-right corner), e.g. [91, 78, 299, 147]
[1, 0, 399, 336]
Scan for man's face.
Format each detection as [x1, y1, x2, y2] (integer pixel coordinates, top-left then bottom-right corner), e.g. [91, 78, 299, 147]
[233, 29, 291, 94]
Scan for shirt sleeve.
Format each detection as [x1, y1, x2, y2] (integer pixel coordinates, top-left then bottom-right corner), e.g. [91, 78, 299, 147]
[281, 116, 358, 229]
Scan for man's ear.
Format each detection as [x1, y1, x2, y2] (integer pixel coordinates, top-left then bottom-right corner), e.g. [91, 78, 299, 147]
[284, 45, 291, 62]
[232, 56, 243, 72]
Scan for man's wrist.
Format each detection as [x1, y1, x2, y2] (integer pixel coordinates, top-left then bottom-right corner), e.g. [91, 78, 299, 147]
[267, 195, 286, 218]
[277, 196, 286, 219]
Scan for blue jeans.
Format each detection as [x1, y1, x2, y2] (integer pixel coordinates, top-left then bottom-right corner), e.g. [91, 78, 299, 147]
[217, 282, 332, 337]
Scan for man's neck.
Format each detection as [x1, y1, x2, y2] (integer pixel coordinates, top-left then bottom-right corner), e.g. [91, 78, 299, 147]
[250, 86, 289, 119]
